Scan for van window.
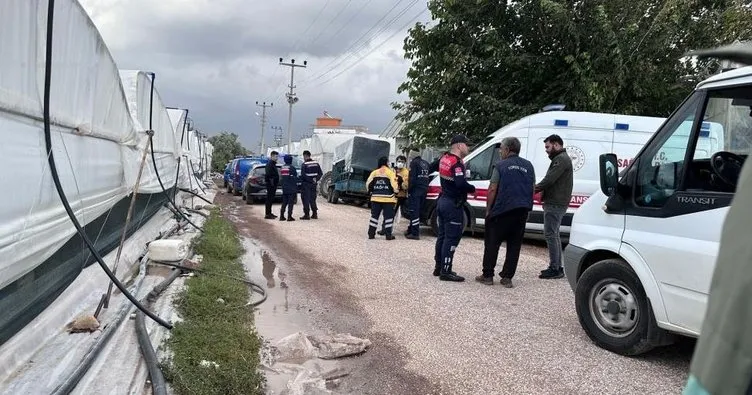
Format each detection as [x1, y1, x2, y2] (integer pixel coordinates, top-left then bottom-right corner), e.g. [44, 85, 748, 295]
[634, 87, 751, 207]
[634, 93, 701, 207]
[465, 145, 496, 180]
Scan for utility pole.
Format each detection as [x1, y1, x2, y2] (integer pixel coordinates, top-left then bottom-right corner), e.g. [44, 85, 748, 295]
[279, 57, 307, 149]
[255, 101, 272, 153]
[271, 126, 284, 149]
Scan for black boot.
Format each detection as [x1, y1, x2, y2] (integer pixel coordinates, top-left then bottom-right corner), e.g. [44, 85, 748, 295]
[440, 271, 465, 282]
[439, 262, 464, 281]
[279, 215, 286, 221]
[287, 217, 295, 222]
[311, 211, 318, 219]
[385, 234, 395, 240]
[300, 213, 311, 220]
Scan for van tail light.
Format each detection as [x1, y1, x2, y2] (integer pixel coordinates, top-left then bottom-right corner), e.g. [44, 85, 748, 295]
[427, 185, 442, 198]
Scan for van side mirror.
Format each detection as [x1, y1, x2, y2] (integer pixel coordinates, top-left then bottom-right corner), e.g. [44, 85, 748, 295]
[599, 153, 619, 196]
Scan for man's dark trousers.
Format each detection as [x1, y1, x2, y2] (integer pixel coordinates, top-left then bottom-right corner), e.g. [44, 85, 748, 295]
[407, 191, 426, 236]
[368, 202, 395, 237]
[280, 193, 294, 217]
[265, 184, 277, 216]
[481, 208, 528, 279]
[301, 183, 318, 216]
[434, 197, 464, 274]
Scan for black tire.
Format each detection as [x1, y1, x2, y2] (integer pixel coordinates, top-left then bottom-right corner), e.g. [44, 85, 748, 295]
[232, 185, 241, 196]
[430, 207, 469, 236]
[319, 172, 332, 198]
[227, 184, 232, 193]
[575, 259, 663, 356]
[331, 189, 340, 204]
[245, 188, 252, 205]
[327, 187, 335, 203]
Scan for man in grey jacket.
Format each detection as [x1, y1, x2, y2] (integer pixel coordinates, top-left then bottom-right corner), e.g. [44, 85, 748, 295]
[534, 134, 573, 279]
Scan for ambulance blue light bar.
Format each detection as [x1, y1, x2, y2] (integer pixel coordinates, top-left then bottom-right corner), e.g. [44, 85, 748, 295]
[615, 123, 629, 131]
[554, 119, 568, 127]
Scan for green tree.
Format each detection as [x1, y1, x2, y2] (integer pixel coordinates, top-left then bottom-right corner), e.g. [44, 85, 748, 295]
[208, 132, 250, 171]
[394, 0, 752, 148]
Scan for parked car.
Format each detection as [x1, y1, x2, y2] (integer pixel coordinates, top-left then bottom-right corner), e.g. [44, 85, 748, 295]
[229, 156, 266, 196]
[223, 162, 232, 187]
[242, 163, 282, 204]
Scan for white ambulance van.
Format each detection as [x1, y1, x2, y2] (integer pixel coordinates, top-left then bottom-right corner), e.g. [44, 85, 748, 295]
[421, 111, 667, 237]
[563, 65, 751, 356]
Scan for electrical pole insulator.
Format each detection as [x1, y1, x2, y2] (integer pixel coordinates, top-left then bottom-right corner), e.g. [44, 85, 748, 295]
[279, 57, 307, 150]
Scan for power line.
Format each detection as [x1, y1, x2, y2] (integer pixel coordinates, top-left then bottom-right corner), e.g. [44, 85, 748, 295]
[262, 0, 332, 102]
[308, 0, 353, 48]
[301, 0, 420, 86]
[306, 6, 428, 89]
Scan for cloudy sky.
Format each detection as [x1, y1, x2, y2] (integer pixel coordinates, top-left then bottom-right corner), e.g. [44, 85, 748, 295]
[78, 0, 433, 151]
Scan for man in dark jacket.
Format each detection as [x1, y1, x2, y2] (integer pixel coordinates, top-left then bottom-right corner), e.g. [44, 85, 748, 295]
[534, 134, 573, 279]
[434, 135, 475, 282]
[279, 155, 298, 221]
[300, 150, 323, 220]
[475, 138, 535, 288]
[406, 149, 431, 240]
[264, 151, 280, 220]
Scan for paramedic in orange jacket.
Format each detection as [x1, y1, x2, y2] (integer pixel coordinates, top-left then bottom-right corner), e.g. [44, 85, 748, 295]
[367, 157, 399, 240]
[379, 155, 409, 236]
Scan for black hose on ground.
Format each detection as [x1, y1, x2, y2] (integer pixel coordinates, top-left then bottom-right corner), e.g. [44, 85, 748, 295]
[144, 73, 202, 232]
[50, 221, 185, 395]
[179, 187, 213, 205]
[135, 267, 183, 395]
[41, 0, 172, 331]
[189, 158, 207, 194]
[150, 260, 268, 307]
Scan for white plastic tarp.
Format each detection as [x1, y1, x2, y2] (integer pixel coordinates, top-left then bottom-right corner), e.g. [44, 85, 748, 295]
[299, 138, 311, 155]
[0, 0, 138, 291]
[166, 108, 194, 189]
[119, 70, 179, 193]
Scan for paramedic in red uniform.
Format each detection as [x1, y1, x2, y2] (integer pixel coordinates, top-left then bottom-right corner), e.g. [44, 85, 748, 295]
[433, 135, 475, 282]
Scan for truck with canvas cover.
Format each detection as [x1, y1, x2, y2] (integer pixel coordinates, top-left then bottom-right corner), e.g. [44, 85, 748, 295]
[328, 136, 391, 205]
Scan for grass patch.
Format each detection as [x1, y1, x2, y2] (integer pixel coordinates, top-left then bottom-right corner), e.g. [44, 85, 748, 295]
[162, 210, 265, 395]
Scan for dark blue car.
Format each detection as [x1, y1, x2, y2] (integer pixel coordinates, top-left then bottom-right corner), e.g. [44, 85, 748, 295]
[228, 156, 266, 196]
[223, 162, 233, 188]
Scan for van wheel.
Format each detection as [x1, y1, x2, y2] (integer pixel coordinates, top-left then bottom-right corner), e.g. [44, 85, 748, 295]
[233, 187, 241, 196]
[430, 207, 469, 236]
[575, 259, 662, 356]
[227, 184, 232, 193]
[331, 189, 340, 204]
[245, 189, 252, 205]
[319, 172, 332, 199]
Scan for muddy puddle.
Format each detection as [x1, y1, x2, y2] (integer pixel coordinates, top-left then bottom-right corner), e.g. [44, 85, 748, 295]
[241, 238, 344, 394]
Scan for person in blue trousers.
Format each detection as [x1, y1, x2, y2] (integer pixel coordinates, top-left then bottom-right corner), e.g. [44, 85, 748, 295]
[406, 149, 430, 240]
[300, 150, 323, 220]
[279, 155, 298, 221]
[433, 135, 475, 282]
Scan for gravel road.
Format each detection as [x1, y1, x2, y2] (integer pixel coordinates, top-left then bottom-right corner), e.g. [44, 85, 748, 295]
[219, 190, 694, 395]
